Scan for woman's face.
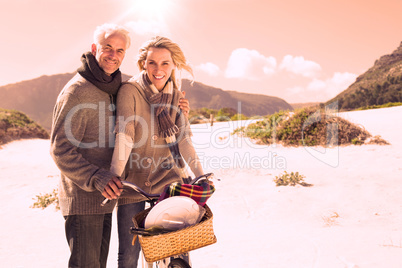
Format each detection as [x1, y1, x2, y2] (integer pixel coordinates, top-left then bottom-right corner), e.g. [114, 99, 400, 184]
[143, 47, 176, 91]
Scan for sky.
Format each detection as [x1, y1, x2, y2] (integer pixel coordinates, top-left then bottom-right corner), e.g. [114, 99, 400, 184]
[1, 0, 401, 103]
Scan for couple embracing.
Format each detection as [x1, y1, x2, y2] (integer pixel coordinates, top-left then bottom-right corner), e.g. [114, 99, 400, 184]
[50, 23, 204, 267]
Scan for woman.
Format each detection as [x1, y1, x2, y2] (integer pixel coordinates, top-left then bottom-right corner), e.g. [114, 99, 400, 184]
[110, 36, 204, 267]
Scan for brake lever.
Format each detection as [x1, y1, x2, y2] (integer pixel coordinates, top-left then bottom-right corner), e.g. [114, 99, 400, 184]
[189, 173, 215, 185]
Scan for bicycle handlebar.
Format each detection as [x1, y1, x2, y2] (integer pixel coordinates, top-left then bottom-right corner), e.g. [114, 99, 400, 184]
[100, 173, 214, 207]
[100, 181, 160, 207]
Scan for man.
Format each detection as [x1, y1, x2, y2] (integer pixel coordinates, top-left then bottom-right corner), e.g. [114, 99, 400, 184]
[50, 23, 129, 268]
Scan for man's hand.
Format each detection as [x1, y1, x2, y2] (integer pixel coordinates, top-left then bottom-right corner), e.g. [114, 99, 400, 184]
[179, 91, 190, 118]
[102, 177, 123, 200]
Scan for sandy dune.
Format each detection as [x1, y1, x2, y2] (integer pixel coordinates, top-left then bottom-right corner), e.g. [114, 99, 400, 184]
[0, 106, 401, 267]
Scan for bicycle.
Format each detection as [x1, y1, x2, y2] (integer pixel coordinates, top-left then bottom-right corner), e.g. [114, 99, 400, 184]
[103, 134, 216, 267]
[103, 173, 216, 268]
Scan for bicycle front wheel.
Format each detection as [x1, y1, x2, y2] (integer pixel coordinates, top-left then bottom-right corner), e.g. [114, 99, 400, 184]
[168, 258, 191, 268]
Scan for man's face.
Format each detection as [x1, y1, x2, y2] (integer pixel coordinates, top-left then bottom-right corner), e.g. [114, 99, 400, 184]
[92, 34, 127, 76]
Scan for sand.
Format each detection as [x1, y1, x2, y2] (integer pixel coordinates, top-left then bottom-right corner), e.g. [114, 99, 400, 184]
[0, 106, 401, 267]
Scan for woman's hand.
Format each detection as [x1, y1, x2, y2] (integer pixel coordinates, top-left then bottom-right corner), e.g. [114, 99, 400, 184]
[179, 91, 190, 118]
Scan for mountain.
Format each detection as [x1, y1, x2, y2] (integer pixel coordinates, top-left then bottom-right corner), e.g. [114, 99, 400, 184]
[0, 74, 292, 130]
[0, 73, 73, 131]
[180, 80, 293, 116]
[327, 41, 402, 110]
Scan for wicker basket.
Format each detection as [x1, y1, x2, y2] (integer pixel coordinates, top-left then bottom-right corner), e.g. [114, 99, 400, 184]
[132, 204, 217, 262]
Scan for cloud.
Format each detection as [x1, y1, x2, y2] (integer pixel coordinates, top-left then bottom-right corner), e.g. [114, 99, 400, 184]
[196, 62, 221, 77]
[286, 72, 357, 102]
[307, 72, 357, 97]
[280, 55, 322, 78]
[307, 79, 328, 91]
[287, 86, 305, 95]
[125, 20, 169, 36]
[225, 48, 276, 80]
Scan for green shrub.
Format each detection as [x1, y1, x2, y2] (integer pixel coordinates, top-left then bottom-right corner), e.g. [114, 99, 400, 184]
[0, 108, 49, 146]
[357, 102, 402, 111]
[189, 107, 239, 123]
[351, 137, 364, 145]
[273, 171, 312, 187]
[31, 189, 60, 210]
[230, 113, 249, 121]
[231, 106, 389, 147]
[231, 110, 288, 144]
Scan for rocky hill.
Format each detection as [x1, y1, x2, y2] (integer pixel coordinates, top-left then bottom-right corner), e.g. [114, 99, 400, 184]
[0, 74, 292, 130]
[0, 73, 73, 131]
[0, 108, 49, 147]
[327, 41, 402, 110]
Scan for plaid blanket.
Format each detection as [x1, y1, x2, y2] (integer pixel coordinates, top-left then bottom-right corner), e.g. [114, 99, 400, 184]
[158, 181, 215, 206]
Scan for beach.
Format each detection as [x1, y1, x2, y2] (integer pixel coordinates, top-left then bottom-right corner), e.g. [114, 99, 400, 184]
[0, 106, 401, 267]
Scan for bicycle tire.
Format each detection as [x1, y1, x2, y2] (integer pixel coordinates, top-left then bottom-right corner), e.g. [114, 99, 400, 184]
[168, 258, 191, 268]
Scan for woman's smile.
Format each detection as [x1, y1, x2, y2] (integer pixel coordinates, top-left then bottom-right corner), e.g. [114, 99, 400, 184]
[143, 47, 176, 91]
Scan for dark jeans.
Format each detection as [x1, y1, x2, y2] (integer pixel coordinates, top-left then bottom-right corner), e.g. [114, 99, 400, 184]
[117, 202, 145, 268]
[64, 213, 112, 268]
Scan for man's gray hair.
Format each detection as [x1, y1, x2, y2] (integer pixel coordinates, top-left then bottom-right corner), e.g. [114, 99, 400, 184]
[93, 23, 131, 49]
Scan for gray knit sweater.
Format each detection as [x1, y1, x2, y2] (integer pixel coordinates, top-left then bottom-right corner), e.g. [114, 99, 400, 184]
[114, 77, 204, 205]
[50, 74, 117, 216]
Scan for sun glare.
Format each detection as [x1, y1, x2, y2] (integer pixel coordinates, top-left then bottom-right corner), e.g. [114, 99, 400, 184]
[132, 0, 173, 19]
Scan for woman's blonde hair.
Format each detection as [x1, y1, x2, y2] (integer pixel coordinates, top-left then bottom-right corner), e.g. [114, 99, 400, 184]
[137, 36, 193, 89]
